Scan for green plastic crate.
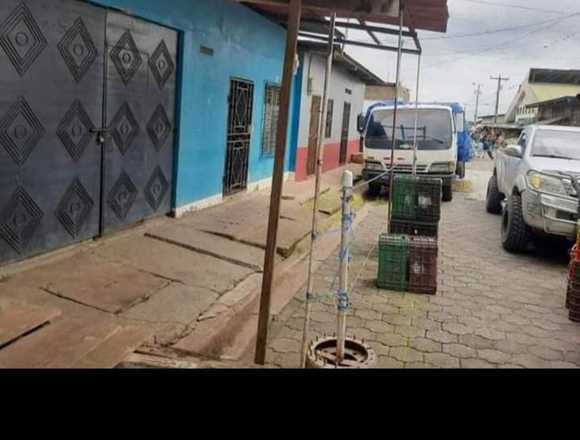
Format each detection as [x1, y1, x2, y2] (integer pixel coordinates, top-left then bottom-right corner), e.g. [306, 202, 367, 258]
[377, 233, 409, 291]
[392, 175, 417, 221]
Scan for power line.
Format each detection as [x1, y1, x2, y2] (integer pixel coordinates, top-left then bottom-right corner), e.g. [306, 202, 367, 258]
[456, 0, 570, 15]
[422, 14, 575, 41]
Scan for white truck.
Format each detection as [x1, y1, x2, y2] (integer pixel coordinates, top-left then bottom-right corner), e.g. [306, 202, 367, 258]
[358, 102, 458, 201]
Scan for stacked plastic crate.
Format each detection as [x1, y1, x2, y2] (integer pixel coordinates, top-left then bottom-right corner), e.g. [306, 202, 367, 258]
[377, 176, 442, 295]
[390, 176, 442, 238]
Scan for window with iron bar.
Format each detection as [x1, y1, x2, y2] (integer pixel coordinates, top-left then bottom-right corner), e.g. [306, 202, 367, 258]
[262, 84, 281, 155]
[325, 99, 334, 139]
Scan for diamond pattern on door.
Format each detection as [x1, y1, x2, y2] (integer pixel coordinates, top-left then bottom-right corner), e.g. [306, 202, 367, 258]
[107, 171, 137, 220]
[55, 178, 94, 238]
[57, 17, 98, 83]
[149, 40, 174, 89]
[0, 186, 43, 254]
[144, 166, 169, 211]
[110, 102, 139, 155]
[147, 104, 171, 151]
[109, 30, 142, 86]
[0, 96, 45, 165]
[57, 100, 95, 162]
[0, 2, 47, 77]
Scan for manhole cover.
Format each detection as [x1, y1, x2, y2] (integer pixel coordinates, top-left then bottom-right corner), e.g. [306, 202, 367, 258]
[306, 335, 376, 369]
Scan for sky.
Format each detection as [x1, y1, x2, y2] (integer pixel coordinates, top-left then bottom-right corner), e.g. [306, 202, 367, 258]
[342, 0, 580, 121]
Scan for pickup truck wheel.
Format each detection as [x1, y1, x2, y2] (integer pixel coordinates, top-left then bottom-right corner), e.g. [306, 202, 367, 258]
[368, 181, 382, 197]
[486, 175, 503, 214]
[501, 193, 532, 253]
[442, 184, 453, 202]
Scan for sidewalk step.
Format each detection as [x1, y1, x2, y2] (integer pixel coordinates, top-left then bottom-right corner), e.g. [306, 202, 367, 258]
[72, 325, 153, 368]
[0, 302, 61, 348]
[0, 315, 120, 368]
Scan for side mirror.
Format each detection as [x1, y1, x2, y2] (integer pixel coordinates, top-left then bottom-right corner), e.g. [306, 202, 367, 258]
[357, 113, 365, 134]
[504, 144, 523, 158]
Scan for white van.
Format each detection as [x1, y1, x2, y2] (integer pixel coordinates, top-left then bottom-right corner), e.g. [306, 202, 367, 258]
[358, 103, 457, 201]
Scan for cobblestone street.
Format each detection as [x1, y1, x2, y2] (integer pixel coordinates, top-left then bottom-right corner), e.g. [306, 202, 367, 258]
[266, 159, 580, 368]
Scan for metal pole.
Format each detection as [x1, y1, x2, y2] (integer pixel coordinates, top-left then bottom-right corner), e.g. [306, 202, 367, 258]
[412, 54, 422, 176]
[387, 4, 404, 233]
[474, 84, 481, 124]
[336, 170, 353, 364]
[491, 75, 509, 124]
[300, 12, 336, 368]
[254, 0, 302, 366]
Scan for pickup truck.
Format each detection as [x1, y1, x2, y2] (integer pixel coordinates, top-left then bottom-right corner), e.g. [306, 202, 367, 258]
[486, 124, 580, 252]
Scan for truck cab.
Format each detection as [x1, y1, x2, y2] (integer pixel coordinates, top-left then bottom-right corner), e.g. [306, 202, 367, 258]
[358, 103, 457, 201]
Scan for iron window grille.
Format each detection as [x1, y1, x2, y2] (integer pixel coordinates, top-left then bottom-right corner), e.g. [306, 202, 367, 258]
[262, 83, 280, 155]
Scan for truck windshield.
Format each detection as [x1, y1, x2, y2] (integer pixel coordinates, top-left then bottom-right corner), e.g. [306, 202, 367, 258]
[365, 108, 453, 151]
[532, 130, 580, 161]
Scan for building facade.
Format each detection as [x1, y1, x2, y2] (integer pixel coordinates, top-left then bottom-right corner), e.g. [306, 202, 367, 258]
[0, 0, 292, 265]
[292, 42, 384, 182]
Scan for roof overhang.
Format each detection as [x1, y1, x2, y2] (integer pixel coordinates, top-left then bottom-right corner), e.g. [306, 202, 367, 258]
[298, 40, 386, 85]
[237, 0, 449, 33]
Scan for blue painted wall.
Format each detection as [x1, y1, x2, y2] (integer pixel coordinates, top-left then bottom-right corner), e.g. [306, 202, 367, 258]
[90, 0, 293, 207]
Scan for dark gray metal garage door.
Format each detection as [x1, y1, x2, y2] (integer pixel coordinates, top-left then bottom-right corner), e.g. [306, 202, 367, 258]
[0, 0, 178, 264]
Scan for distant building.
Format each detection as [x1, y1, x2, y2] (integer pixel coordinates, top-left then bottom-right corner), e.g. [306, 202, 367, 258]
[478, 114, 506, 125]
[292, 41, 385, 181]
[505, 68, 580, 125]
[528, 95, 580, 127]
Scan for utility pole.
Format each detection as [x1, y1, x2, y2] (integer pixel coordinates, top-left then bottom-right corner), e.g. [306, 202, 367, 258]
[490, 75, 509, 124]
[473, 83, 482, 124]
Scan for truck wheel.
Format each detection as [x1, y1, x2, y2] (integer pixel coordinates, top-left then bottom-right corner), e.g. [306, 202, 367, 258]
[501, 193, 532, 253]
[368, 181, 382, 197]
[486, 175, 503, 214]
[442, 184, 453, 202]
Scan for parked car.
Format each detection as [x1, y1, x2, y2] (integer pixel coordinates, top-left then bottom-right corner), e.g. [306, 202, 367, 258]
[486, 125, 580, 252]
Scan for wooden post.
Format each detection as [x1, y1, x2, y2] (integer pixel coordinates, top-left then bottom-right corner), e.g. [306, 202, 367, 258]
[387, 3, 404, 232]
[254, 0, 302, 366]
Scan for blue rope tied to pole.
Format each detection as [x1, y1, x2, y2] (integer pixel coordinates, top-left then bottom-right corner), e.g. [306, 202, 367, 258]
[337, 291, 350, 311]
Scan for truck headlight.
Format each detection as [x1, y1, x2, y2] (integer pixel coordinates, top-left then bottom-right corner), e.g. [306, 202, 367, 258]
[526, 171, 576, 197]
[430, 161, 455, 173]
[365, 160, 384, 171]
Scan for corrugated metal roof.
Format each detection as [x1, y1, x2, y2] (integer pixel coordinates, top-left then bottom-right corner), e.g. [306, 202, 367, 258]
[238, 0, 449, 33]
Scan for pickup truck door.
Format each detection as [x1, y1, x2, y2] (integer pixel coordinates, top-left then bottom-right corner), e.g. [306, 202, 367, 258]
[502, 130, 528, 194]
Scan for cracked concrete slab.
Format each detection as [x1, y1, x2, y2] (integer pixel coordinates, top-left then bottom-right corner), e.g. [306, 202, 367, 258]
[145, 225, 270, 271]
[4, 252, 168, 314]
[122, 283, 218, 326]
[94, 236, 255, 294]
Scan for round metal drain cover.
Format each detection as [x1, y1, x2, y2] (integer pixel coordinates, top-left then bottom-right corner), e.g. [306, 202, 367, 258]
[306, 335, 376, 369]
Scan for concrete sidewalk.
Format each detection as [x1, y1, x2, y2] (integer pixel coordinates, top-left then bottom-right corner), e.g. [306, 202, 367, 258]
[0, 164, 362, 368]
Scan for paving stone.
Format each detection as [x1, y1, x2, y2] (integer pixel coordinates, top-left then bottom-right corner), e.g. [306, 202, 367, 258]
[395, 325, 425, 339]
[412, 317, 441, 331]
[381, 313, 412, 326]
[477, 349, 511, 364]
[372, 332, 408, 347]
[443, 344, 477, 359]
[510, 354, 551, 368]
[365, 320, 394, 334]
[377, 356, 404, 368]
[493, 339, 529, 355]
[426, 330, 458, 344]
[389, 347, 424, 363]
[460, 358, 496, 369]
[442, 322, 472, 335]
[406, 362, 436, 369]
[424, 353, 460, 368]
[474, 327, 505, 341]
[354, 308, 382, 321]
[459, 334, 496, 349]
[270, 338, 300, 354]
[528, 345, 564, 361]
[409, 337, 442, 353]
[550, 361, 579, 369]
